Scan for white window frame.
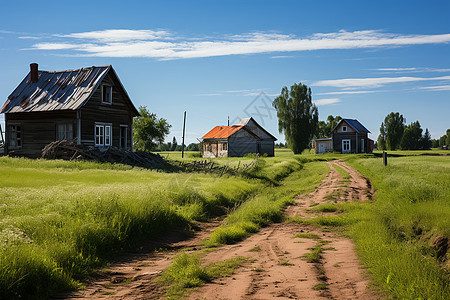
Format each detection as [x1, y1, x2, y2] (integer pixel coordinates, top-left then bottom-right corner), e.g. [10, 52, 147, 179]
[101, 85, 112, 104]
[56, 123, 73, 140]
[342, 139, 351, 153]
[95, 122, 112, 147]
[223, 142, 228, 151]
[342, 126, 347, 132]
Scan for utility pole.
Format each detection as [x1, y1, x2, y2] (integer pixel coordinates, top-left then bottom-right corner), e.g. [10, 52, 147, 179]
[227, 116, 229, 126]
[181, 111, 186, 158]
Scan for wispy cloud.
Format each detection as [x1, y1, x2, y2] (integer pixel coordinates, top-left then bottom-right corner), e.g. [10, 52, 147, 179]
[372, 67, 450, 73]
[271, 55, 294, 59]
[419, 85, 450, 91]
[56, 29, 171, 42]
[313, 98, 340, 106]
[27, 29, 450, 60]
[314, 75, 450, 88]
[196, 88, 278, 97]
[315, 90, 376, 95]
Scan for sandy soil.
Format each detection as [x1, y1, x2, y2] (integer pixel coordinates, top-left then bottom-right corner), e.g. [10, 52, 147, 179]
[61, 160, 378, 300]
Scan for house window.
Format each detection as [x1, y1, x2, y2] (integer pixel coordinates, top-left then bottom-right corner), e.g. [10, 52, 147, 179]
[95, 123, 112, 147]
[101, 85, 112, 104]
[56, 123, 73, 140]
[342, 139, 351, 153]
[207, 144, 212, 152]
[223, 143, 228, 150]
[342, 126, 347, 132]
[7, 124, 22, 149]
[361, 138, 365, 153]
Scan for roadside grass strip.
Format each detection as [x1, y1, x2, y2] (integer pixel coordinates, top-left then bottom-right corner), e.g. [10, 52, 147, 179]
[158, 253, 247, 298]
[346, 155, 450, 299]
[332, 164, 350, 181]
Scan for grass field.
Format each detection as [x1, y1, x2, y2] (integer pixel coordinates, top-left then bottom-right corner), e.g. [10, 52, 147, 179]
[0, 149, 448, 299]
[0, 151, 329, 298]
[0, 156, 261, 298]
[346, 155, 449, 299]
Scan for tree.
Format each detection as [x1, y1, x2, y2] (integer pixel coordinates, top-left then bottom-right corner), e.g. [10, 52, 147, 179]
[133, 106, 171, 152]
[431, 139, 439, 148]
[439, 135, 447, 147]
[401, 121, 423, 150]
[186, 143, 199, 151]
[422, 128, 432, 150]
[447, 129, 450, 146]
[379, 112, 405, 150]
[377, 134, 386, 150]
[170, 136, 178, 151]
[317, 115, 342, 138]
[272, 83, 318, 154]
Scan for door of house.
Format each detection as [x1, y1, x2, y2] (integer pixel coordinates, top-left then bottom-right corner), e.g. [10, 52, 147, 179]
[120, 125, 128, 149]
[342, 139, 351, 153]
[319, 143, 325, 153]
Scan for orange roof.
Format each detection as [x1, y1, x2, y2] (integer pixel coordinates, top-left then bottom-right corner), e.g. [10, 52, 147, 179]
[202, 125, 243, 139]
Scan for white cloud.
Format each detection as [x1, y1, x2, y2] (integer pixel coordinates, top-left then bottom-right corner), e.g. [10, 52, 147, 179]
[313, 98, 340, 106]
[372, 67, 450, 73]
[271, 55, 294, 59]
[315, 90, 376, 95]
[314, 75, 450, 88]
[419, 85, 450, 91]
[27, 29, 450, 60]
[57, 29, 171, 42]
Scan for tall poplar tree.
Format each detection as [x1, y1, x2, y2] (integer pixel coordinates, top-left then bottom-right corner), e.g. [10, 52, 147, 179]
[272, 83, 318, 154]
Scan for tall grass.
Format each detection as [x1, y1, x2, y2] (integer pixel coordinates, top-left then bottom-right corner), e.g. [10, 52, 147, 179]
[204, 161, 329, 247]
[343, 156, 449, 299]
[0, 157, 260, 298]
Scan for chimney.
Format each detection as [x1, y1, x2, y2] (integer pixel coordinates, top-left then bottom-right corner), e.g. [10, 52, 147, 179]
[30, 63, 38, 83]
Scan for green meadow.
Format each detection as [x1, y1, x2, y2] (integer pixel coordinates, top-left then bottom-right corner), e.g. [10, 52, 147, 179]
[0, 149, 448, 299]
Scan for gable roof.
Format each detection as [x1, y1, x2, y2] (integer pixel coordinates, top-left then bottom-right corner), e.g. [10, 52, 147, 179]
[1, 65, 139, 116]
[237, 117, 277, 140]
[334, 118, 371, 134]
[202, 125, 245, 139]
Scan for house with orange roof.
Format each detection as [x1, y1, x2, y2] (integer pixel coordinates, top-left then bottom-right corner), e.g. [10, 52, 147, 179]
[201, 117, 276, 157]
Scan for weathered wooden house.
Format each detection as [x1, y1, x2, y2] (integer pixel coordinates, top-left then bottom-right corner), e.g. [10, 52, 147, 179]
[1, 64, 139, 156]
[313, 118, 373, 154]
[202, 117, 276, 157]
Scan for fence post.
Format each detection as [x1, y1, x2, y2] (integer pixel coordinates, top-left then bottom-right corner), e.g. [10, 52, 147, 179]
[383, 151, 388, 166]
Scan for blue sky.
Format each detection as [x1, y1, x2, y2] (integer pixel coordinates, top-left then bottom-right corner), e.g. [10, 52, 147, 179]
[1, 0, 449, 144]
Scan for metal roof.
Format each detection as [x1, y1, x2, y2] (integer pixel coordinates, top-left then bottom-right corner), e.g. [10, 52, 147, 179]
[202, 126, 244, 139]
[335, 119, 371, 133]
[237, 117, 277, 140]
[1, 65, 138, 115]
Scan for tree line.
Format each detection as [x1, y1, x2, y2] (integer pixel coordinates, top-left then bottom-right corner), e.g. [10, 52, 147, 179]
[131, 88, 447, 155]
[377, 112, 445, 150]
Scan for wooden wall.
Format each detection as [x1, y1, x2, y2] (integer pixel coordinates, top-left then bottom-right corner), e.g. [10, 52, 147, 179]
[332, 132, 368, 153]
[5, 111, 76, 156]
[80, 72, 134, 149]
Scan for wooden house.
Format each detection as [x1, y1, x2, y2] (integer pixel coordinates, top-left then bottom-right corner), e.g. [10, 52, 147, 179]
[201, 117, 276, 157]
[1, 64, 139, 156]
[313, 118, 373, 154]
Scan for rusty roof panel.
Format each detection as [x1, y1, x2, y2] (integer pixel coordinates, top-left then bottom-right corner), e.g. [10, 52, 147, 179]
[1, 66, 110, 114]
[202, 126, 244, 139]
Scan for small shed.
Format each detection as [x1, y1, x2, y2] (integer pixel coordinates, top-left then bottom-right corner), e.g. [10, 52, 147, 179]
[201, 117, 276, 157]
[1, 63, 139, 156]
[313, 138, 333, 154]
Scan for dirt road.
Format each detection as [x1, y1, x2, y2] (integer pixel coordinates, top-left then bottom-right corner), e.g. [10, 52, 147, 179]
[64, 160, 377, 299]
